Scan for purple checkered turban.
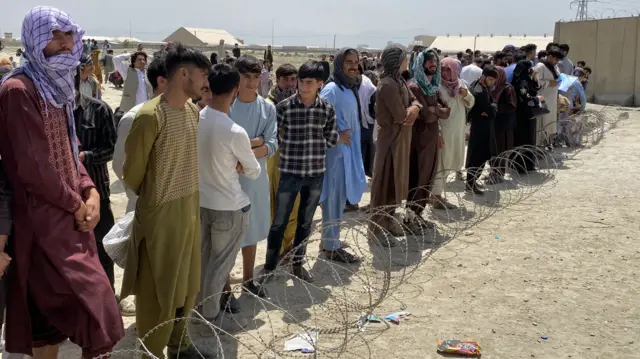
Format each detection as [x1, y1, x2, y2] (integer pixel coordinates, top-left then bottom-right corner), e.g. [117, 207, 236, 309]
[19, 6, 85, 107]
[1, 7, 85, 167]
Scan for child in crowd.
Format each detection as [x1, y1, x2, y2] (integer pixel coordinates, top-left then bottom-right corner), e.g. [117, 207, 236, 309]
[261, 60, 340, 283]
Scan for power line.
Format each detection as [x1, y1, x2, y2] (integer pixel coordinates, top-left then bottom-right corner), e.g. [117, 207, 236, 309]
[571, 0, 593, 20]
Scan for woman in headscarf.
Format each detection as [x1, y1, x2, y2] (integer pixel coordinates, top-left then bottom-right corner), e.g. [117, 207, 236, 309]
[407, 48, 450, 225]
[511, 59, 543, 173]
[488, 66, 517, 183]
[432, 57, 475, 209]
[369, 44, 421, 242]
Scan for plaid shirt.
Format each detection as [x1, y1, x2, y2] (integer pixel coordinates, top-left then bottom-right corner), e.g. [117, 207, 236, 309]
[276, 94, 338, 176]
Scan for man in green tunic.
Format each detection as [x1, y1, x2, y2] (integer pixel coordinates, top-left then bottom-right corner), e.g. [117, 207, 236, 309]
[121, 43, 211, 359]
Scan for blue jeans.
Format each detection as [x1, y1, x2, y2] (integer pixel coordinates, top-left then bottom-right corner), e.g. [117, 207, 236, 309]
[265, 172, 324, 271]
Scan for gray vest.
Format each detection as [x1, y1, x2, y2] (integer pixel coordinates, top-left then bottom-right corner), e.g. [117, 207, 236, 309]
[119, 67, 152, 113]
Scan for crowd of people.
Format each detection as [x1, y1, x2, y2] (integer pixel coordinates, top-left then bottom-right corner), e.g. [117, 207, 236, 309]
[0, 5, 592, 359]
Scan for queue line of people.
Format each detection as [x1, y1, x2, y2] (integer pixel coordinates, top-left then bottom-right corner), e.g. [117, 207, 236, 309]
[0, 5, 591, 359]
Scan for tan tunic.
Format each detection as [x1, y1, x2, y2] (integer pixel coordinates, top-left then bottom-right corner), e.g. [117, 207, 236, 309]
[370, 76, 419, 227]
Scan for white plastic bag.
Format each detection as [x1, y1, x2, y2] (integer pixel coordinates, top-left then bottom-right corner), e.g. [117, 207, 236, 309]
[103, 211, 134, 269]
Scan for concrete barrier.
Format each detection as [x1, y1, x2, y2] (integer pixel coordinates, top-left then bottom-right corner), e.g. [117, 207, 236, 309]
[556, 17, 640, 106]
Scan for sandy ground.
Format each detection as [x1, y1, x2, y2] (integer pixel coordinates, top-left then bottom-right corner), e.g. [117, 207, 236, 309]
[1, 49, 639, 358]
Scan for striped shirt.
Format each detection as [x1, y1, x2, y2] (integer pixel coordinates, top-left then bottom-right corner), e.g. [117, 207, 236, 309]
[74, 94, 117, 201]
[276, 94, 338, 176]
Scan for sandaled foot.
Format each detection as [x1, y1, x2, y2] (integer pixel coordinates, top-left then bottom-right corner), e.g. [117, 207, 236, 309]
[117, 295, 136, 317]
[323, 248, 361, 263]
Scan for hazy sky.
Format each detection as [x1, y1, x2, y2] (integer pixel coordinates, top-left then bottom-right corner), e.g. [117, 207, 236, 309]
[1, 0, 638, 47]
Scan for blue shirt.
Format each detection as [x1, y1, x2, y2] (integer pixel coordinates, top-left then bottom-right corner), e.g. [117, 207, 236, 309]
[505, 63, 517, 83]
[319, 83, 367, 205]
[229, 96, 278, 246]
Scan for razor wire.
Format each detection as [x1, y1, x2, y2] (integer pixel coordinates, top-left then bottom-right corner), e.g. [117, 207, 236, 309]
[97, 105, 629, 359]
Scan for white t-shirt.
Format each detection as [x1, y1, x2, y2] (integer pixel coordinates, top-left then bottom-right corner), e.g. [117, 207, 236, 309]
[198, 106, 261, 211]
[112, 102, 144, 213]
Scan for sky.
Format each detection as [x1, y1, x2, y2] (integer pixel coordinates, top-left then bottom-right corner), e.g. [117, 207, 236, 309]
[1, 0, 639, 48]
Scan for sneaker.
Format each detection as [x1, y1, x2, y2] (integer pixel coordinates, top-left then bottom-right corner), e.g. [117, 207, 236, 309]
[220, 292, 241, 314]
[242, 280, 268, 298]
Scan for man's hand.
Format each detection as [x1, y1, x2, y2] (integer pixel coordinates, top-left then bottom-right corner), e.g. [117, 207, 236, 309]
[251, 136, 265, 148]
[338, 129, 352, 146]
[404, 105, 420, 125]
[0, 234, 7, 251]
[77, 188, 100, 232]
[459, 88, 469, 97]
[481, 112, 488, 117]
[79, 152, 85, 163]
[236, 162, 245, 174]
[0, 252, 11, 278]
[253, 145, 268, 158]
[549, 80, 558, 87]
[75, 201, 89, 231]
[538, 95, 546, 102]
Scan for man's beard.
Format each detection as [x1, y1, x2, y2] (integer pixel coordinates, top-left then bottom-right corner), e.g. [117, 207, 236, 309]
[425, 68, 437, 76]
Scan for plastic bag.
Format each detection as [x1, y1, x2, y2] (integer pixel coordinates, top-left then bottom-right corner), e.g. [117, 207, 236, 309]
[103, 211, 134, 268]
[436, 340, 481, 356]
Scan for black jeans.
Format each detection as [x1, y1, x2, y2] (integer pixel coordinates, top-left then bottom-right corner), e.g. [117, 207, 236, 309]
[94, 199, 116, 291]
[361, 125, 376, 177]
[265, 173, 324, 271]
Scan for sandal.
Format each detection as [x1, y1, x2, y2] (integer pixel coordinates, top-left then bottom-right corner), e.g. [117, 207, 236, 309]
[323, 248, 361, 263]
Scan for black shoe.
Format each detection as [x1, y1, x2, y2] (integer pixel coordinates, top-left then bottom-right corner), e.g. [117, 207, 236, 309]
[255, 268, 274, 286]
[220, 292, 241, 314]
[242, 280, 268, 298]
[168, 345, 216, 359]
[292, 265, 314, 282]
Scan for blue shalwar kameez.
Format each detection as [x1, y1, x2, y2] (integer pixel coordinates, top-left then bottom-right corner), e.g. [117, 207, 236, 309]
[229, 96, 278, 247]
[319, 83, 367, 251]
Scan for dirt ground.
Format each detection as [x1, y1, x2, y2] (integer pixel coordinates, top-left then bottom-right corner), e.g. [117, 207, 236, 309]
[1, 48, 639, 358]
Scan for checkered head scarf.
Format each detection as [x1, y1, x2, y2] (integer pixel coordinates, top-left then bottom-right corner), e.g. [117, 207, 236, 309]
[2, 6, 85, 166]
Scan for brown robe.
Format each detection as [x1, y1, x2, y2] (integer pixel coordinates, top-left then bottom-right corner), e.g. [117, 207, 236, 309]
[369, 76, 419, 229]
[0, 75, 124, 357]
[407, 83, 451, 215]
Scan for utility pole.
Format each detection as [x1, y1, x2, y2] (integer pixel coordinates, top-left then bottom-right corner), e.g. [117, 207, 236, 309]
[271, 19, 274, 46]
[571, 0, 592, 21]
[333, 34, 336, 50]
[129, 20, 132, 40]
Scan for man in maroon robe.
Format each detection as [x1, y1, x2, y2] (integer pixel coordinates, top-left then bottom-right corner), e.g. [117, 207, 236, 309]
[0, 6, 124, 359]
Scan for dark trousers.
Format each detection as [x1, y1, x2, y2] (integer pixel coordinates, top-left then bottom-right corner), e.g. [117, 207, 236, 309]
[490, 127, 515, 176]
[94, 199, 116, 291]
[361, 125, 376, 178]
[265, 173, 324, 271]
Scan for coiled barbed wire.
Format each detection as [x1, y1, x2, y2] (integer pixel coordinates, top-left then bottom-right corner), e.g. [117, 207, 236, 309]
[97, 105, 628, 359]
